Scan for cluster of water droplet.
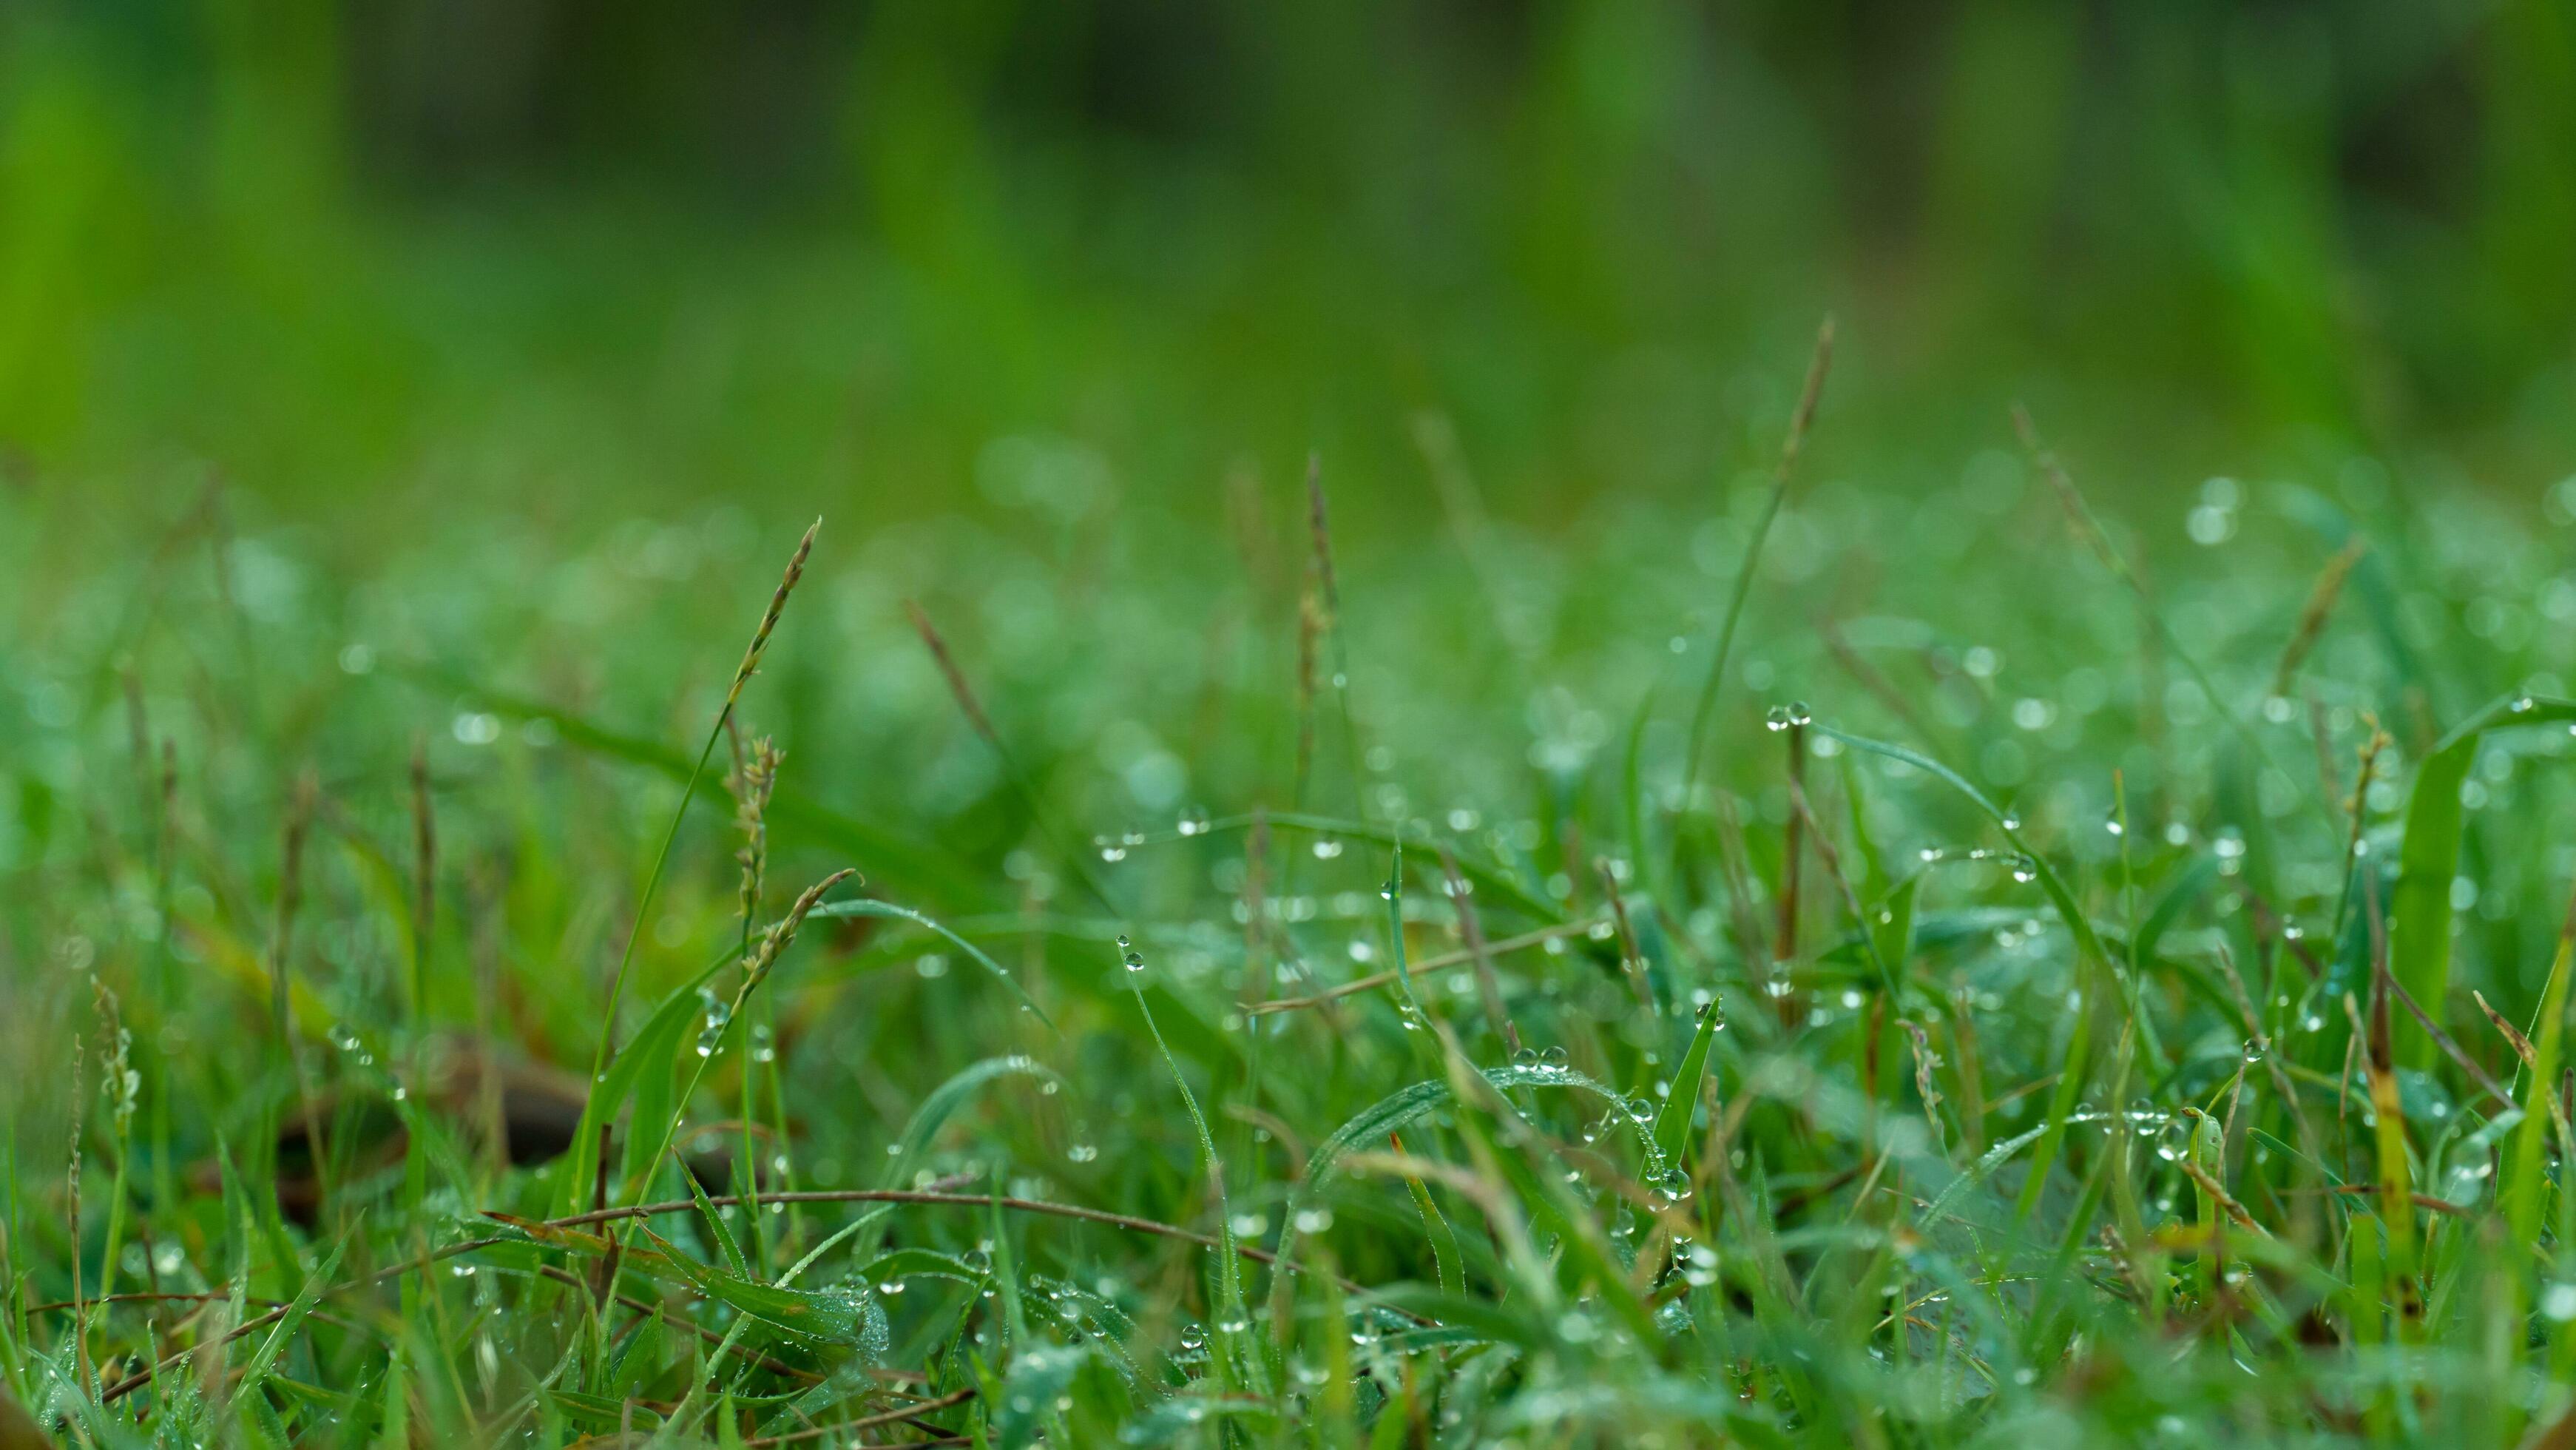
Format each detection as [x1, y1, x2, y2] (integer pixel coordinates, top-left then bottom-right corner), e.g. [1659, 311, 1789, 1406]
[694, 986, 732, 1057]
[1763, 701, 1815, 732]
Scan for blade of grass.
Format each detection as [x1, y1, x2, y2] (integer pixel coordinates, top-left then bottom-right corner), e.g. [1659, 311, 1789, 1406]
[584, 520, 820, 1201]
[2386, 695, 2576, 1069]
[1680, 318, 1834, 806]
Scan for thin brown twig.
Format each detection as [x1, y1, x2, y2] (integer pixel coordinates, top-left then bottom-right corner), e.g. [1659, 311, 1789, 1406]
[2384, 971, 2512, 1109]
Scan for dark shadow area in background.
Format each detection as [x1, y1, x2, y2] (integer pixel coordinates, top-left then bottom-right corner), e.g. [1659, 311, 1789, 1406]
[1, 0, 2568, 529]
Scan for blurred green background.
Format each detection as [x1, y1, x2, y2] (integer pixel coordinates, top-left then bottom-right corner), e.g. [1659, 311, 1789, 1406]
[4, 0, 2571, 549]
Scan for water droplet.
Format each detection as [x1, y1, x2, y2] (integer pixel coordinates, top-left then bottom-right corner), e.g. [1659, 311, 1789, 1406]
[1765, 707, 1791, 732]
[1311, 839, 1343, 860]
[1067, 1143, 1099, 1164]
[1541, 1045, 1569, 1068]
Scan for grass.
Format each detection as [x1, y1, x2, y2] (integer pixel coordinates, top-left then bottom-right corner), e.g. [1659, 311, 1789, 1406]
[6, 354, 2576, 1447]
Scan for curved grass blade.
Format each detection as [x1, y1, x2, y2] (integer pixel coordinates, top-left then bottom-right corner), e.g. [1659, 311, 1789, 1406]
[1682, 319, 1835, 802]
[1812, 722, 2115, 1215]
[1652, 999, 1725, 1170]
[996, 1342, 1089, 1450]
[848, 1053, 1062, 1263]
[632, 1228, 874, 1347]
[855, 1246, 992, 1290]
[809, 898, 1055, 1029]
[1245, 812, 1560, 921]
[1263, 1063, 1632, 1330]
[1118, 935, 1256, 1380]
[1118, 1393, 1276, 1447]
[1389, 1131, 1465, 1297]
[2387, 694, 2576, 1069]
[236, 1238, 346, 1406]
[552, 948, 737, 1216]
[2506, 896, 2576, 1252]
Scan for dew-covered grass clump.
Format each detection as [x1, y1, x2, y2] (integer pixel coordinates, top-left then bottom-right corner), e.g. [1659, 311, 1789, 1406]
[10, 341, 2576, 1447]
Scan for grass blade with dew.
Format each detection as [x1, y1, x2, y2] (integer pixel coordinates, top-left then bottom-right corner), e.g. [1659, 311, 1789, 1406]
[1432, 1022, 1660, 1347]
[842, 1053, 1065, 1266]
[2385, 694, 2576, 1070]
[1652, 991, 1725, 1172]
[1111, 812, 1560, 922]
[1387, 1130, 1466, 1298]
[621, 869, 856, 1208]
[578, 518, 819, 1209]
[2013, 407, 2341, 842]
[805, 897, 1055, 1028]
[233, 1236, 346, 1406]
[1379, 838, 1432, 1036]
[2504, 881, 2576, 1253]
[609, 953, 746, 1198]
[1262, 1062, 1638, 1335]
[1115, 932, 1259, 1383]
[2363, 880, 2424, 1341]
[1809, 721, 2119, 1216]
[1680, 317, 1833, 804]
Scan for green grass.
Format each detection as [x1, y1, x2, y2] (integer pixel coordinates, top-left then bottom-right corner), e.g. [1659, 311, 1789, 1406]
[7, 380, 2576, 1448]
